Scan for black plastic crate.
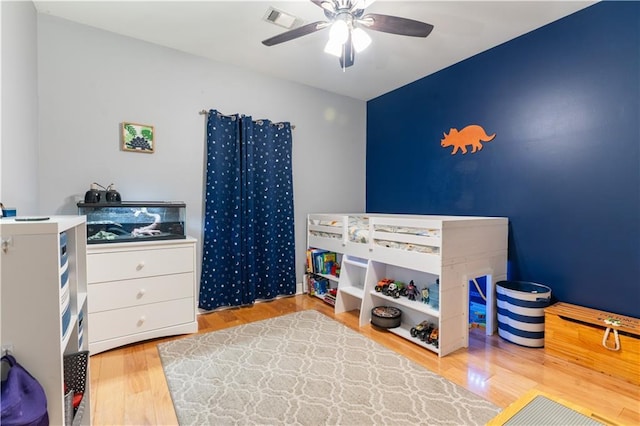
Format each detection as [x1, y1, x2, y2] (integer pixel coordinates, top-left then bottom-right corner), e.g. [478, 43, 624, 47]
[63, 351, 89, 426]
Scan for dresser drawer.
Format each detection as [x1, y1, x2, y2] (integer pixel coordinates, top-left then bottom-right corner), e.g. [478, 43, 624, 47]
[88, 272, 194, 313]
[87, 245, 194, 283]
[89, 297, 195, 343]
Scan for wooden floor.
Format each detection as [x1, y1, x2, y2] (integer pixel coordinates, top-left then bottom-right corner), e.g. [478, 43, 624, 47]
[90, 295, 640, 425]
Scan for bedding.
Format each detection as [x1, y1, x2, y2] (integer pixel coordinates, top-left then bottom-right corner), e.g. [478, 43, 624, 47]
[309, 214, 441, 254]
[374, 240, 439, 254]
[310, 231, 342, 240]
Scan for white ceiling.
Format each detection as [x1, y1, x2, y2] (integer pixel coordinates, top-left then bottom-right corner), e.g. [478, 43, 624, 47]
[33, 1, 597, 101]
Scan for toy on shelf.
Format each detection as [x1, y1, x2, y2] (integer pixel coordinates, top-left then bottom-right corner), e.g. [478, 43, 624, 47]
[375, 278, 394, 292]
[421, 287, 430, 304]
[374, 278, 407, 299]
[429, 328, 439, 348]
[406, 280, 419, 301]
[330, 262, 340, 277]
[409, 320, 439, 347]
[371, 306, 402, 329]
[410, 321, 434, 341]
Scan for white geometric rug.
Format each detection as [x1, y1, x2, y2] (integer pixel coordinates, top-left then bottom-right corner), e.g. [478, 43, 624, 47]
[158, 310, 500, 425]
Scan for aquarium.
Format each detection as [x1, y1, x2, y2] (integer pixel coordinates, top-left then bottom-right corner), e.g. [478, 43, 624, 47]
[77, 201, 186, 244]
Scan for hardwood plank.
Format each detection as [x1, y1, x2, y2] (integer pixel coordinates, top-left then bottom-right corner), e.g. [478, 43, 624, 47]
[144, 341, 179, 425]
[88, 351, 101, 423]
[91, 349, 126, 425]
[90, 295, 640, 425]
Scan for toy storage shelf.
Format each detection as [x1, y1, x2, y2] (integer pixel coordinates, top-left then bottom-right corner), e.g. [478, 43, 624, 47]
[307, 213, 508, 357]
[1, 216, 91, 426]
[363, 261, 442, 354]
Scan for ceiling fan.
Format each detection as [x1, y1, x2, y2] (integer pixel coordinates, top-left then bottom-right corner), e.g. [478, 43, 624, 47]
[262, 0, 434, 70]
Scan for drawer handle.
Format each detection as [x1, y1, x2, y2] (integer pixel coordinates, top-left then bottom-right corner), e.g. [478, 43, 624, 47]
[136, 261, 145, 271]
[138, 315, 146, 326]
[137, 289, 146, 299]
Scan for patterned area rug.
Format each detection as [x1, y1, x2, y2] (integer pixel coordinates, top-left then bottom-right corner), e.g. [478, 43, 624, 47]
[158, 310, 500, 425]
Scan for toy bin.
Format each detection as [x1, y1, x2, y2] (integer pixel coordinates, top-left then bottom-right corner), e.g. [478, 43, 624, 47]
[63, 351, 89, 426]
[496, 280, 551, 348]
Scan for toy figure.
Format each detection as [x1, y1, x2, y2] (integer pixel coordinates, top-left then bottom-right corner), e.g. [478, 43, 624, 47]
[406, 280, 419, 301]
[421, 287, 430, 304]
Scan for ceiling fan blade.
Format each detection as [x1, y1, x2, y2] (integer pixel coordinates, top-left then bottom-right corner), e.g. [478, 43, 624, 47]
[360, 13, 434, 38]
[262, 21, 328, 47]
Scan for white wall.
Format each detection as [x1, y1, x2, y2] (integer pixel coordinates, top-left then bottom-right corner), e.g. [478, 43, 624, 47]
[1, 1, 39, 215]
[36, 14, 366, 290]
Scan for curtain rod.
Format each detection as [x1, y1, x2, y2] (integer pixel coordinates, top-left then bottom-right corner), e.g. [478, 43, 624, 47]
[199, 110, 295, 130]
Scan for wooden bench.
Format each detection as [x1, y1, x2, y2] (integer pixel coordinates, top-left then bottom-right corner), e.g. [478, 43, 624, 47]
[545, 302, 639, 385]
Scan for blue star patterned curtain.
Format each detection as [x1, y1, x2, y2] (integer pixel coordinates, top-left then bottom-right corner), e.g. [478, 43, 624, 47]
[199, 110, 296, 311]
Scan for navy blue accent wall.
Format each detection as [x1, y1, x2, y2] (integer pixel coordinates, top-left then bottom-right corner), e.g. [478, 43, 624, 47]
[366, 2, 639, 317]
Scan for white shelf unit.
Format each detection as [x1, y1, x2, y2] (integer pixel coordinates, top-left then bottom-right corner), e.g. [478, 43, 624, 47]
[361, 262, 442, 354]
[1, 216, 90, 425]
[307, 213, 508, 357]
[86, 237, 198, 355]
[335, 256, 368, 313]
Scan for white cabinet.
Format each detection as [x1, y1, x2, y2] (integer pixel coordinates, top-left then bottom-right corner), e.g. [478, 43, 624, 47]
[1, 216, 90, 425]
[86, 237, 198, 354]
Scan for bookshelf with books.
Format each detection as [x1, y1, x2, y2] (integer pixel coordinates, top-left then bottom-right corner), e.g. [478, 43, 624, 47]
[305, 248, 340, 306]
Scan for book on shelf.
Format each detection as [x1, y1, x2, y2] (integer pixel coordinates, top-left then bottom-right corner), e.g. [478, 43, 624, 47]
[306, 248, 327, 273]
[318, 252, 336, 275]
[307, 274, 331, 296]
[306, 249, 338, 275]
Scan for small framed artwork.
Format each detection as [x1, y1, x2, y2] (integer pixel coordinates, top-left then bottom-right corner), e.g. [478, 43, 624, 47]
[122, 122, 154, 153]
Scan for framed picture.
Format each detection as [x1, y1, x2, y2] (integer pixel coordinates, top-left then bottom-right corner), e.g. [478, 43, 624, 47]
[122, 122, 154, 153]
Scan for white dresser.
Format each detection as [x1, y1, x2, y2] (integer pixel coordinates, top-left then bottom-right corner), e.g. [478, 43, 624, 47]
[87, 237, 198, 354]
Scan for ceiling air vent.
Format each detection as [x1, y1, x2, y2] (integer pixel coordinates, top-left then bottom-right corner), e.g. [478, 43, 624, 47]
[263, 7, 301, 29]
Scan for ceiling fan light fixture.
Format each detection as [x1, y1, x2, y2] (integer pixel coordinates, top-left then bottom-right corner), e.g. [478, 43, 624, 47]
[261, 0, 433, 70]
[351, 27, 371, 52]
[324, 39, 343, 57]
[329, 19, 349, 44]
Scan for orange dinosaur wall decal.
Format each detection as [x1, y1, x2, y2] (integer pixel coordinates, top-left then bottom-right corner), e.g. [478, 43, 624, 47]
[441, 125, 496, 155]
